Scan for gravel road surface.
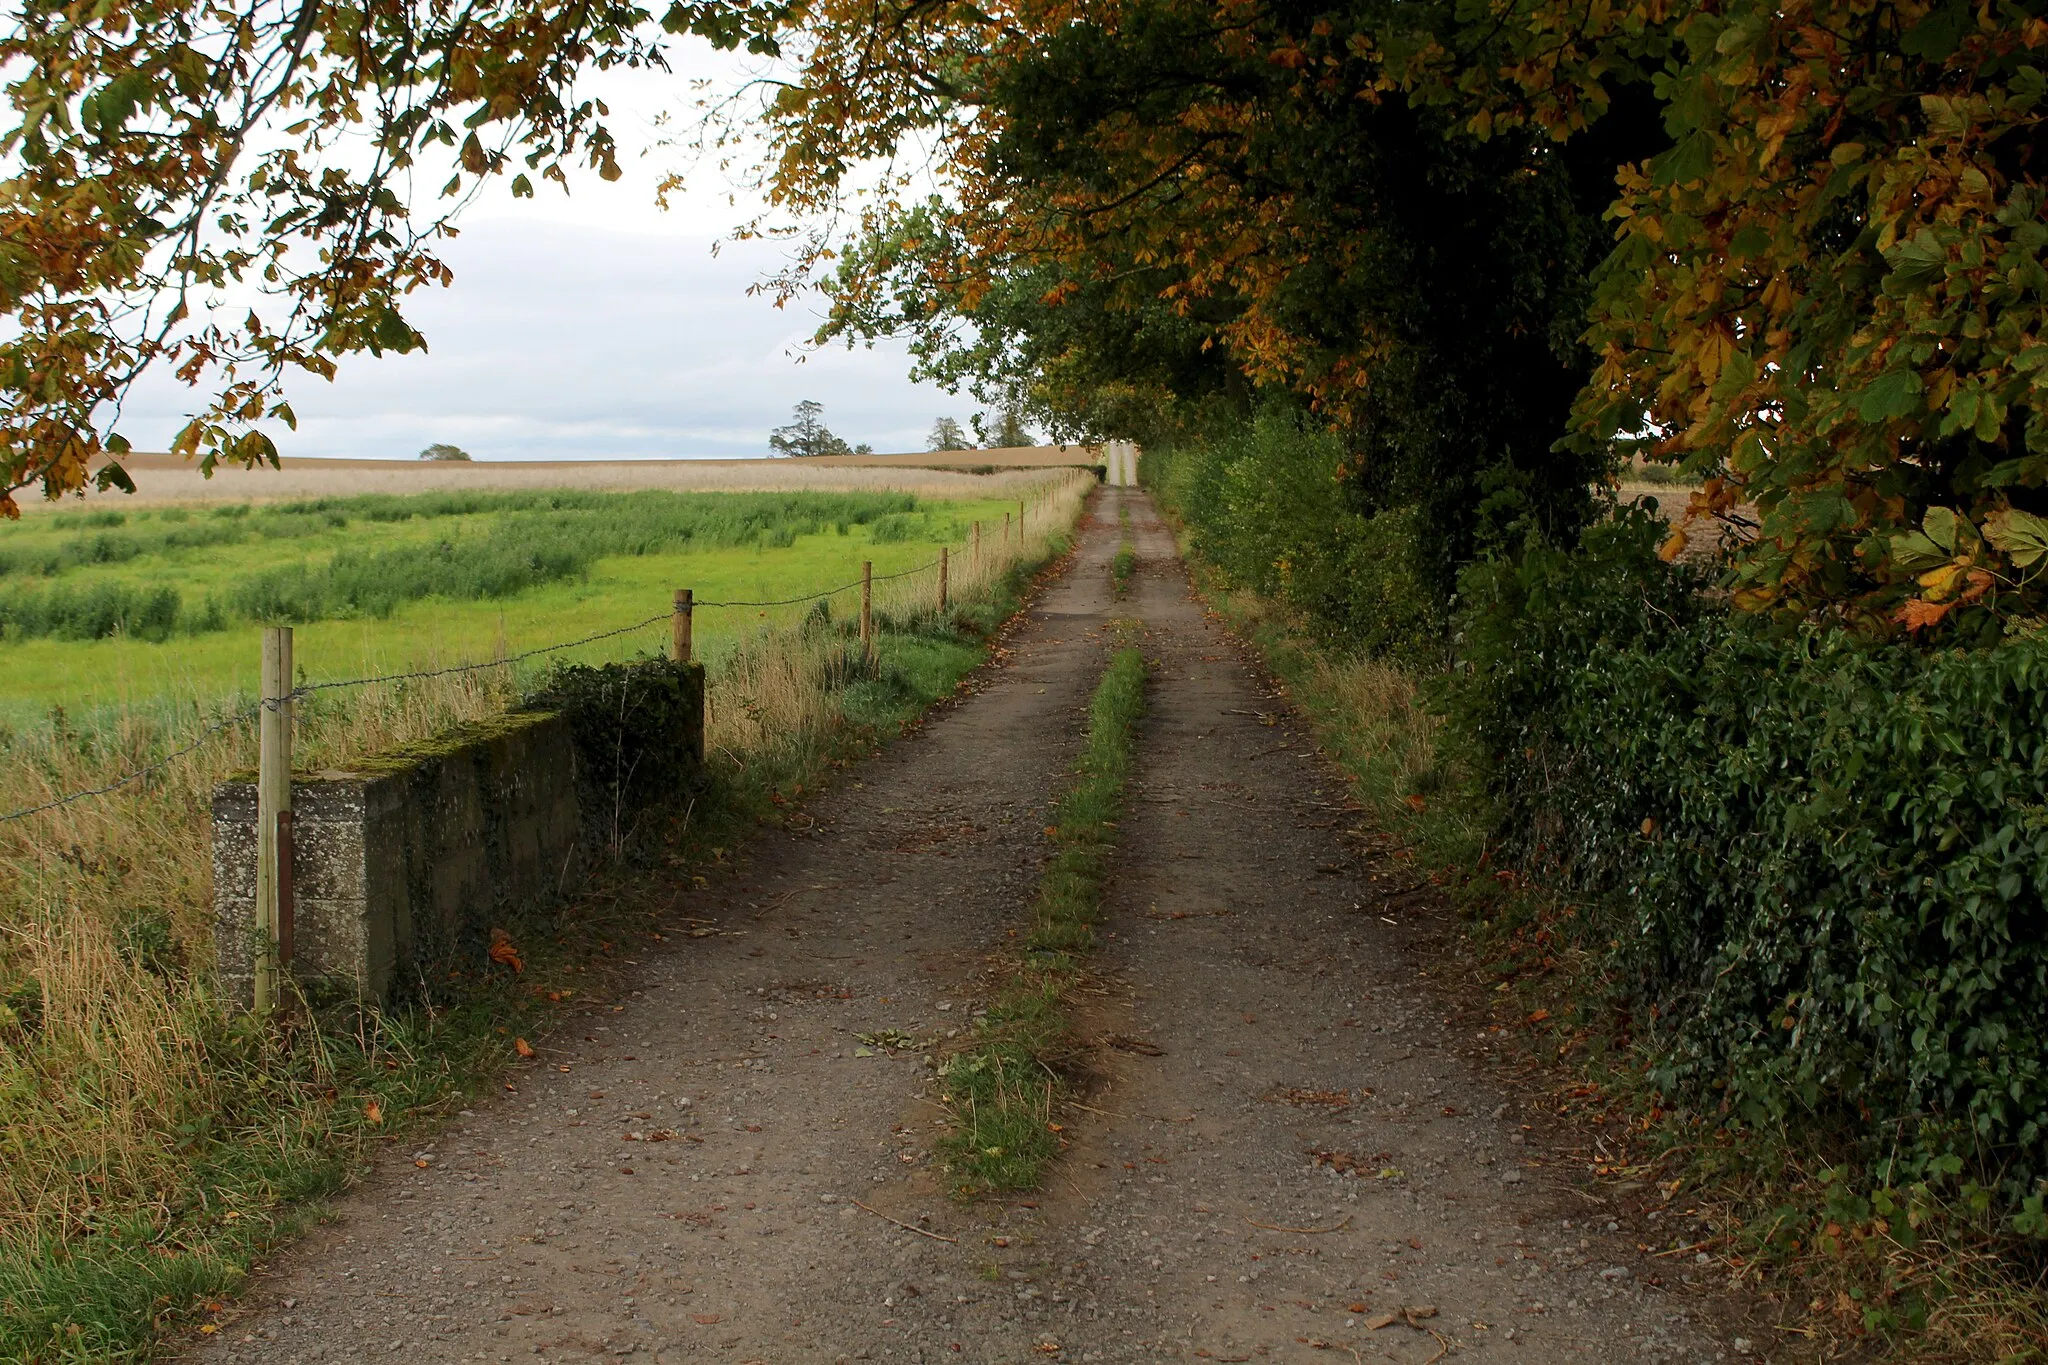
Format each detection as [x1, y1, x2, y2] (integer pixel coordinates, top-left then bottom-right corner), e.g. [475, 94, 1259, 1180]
[189, 489, 1742, 1364]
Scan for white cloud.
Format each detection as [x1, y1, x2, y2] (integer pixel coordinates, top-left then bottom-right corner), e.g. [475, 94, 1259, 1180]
[116, 42, 971, 461]
[123, 220, 960, 460]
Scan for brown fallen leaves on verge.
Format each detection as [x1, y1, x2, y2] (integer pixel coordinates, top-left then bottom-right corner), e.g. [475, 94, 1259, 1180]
[488, 928, 523, 973]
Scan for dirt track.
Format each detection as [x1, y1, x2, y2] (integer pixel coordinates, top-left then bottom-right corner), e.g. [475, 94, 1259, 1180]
[190, 489, 1740, 1364]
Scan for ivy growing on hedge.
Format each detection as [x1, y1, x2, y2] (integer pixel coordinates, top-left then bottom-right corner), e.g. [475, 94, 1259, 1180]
[1447, 508, 2048, 1217]
[532, 658, 708, 851]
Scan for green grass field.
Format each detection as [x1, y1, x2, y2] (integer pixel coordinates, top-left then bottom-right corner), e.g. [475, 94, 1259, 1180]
[0, 489, 1017, 725]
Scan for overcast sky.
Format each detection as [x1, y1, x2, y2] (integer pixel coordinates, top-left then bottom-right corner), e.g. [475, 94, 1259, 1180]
[118, 50, 980, 461]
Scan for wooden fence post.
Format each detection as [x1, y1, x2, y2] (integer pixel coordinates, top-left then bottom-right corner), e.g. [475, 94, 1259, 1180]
[254, 625, 293, 1016]
[673, 588, 694, 664]
[1003, 511, 1011, 547]
[938, 546, 949, 613]
[860, 560, 874, 668]
[973, 520, 981, 565]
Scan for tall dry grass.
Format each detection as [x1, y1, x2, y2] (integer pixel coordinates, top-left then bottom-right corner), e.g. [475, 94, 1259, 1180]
[706, 476, 1088, 758]
[0, 668, 516, 1250]
[1201, 586, 1446, 827]
[0, 469, 1092, 1257]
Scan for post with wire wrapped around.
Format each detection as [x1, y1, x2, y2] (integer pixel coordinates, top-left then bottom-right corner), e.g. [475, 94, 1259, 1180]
[1004, 511, 1011, 547]
[254, 625, 294, 1017]
[861, 560, 875, 672]
[938, 546, 949, 614]
[673, 589, 693, 664]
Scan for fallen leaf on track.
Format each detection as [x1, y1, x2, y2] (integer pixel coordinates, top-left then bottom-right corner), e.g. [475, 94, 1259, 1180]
[513, 1038, 535, 1059]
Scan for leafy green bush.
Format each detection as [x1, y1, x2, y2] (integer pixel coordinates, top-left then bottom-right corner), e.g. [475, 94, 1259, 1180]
[0, 581, 183, 641]
[1148, 412, 1444, 662]
[866, 511, 933, 542]
[228, 532, 591, 622]
[1448, 512, 2048, 1214]
[531, 657, 708, 849]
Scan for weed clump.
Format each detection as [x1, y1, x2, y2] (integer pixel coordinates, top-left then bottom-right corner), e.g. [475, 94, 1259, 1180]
[940, 645, 1147, 1193]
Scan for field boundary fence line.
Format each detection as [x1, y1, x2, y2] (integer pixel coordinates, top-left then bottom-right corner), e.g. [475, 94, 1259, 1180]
[0, 554, 961, 826]
[0, 703, 265, 825]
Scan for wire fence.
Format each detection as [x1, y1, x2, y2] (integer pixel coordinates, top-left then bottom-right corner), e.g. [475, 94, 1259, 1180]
[0, 553, 955, 826]
[0, 703, 265, 826]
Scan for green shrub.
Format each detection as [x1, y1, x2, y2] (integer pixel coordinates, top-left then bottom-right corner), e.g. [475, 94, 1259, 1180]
[867, 511, 932, 543]
[531, 657, 708, 850]
[1447, 512, 2048, 1213]
[1147, 412, 1445, 662]
[229, 533, 592, 622]
[0, 581, 183, 641]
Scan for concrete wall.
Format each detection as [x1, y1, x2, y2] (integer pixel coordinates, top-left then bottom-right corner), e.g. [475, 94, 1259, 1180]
[213, 710, 583, 1008]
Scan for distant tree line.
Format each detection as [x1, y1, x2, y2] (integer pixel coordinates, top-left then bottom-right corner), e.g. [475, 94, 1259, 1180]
[771, 402, 1035, 457]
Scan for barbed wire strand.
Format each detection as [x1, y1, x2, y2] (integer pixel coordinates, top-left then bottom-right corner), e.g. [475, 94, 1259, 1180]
[0, 702, 262, 825]
[288, 609, 679, 702]
[3, 551, 960, 824]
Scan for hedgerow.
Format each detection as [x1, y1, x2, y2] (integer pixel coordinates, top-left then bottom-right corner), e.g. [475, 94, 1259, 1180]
[1152, 422, 2048, 1228]
[1146, 412, 1445, 664]
[1447, 512, 2048, 1223]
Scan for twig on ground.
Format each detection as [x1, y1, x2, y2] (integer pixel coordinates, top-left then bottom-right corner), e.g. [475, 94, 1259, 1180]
[851, 1199, 958, 1243]
[1651, 1240, 1716, 1258]
[1063, 1099, 1192, 1123]
[1245, 1213, 1353, 1235]
[1063, 1100, 1132, 1119]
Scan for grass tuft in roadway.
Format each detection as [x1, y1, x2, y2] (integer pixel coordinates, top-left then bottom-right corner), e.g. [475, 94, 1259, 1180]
[938, 643, 1147, 1194]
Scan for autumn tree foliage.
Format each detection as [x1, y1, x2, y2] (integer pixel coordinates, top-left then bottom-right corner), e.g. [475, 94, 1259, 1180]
[0, 0, 760, 518]
[754, 0, 2048, 630]
[764, 0, 1659, 590]
[1578, 0, 2048, 635]
[17, 0, 2048, 631]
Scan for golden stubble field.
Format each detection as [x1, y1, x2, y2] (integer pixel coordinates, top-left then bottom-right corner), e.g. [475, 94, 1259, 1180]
[17, 447, 1102, 512]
